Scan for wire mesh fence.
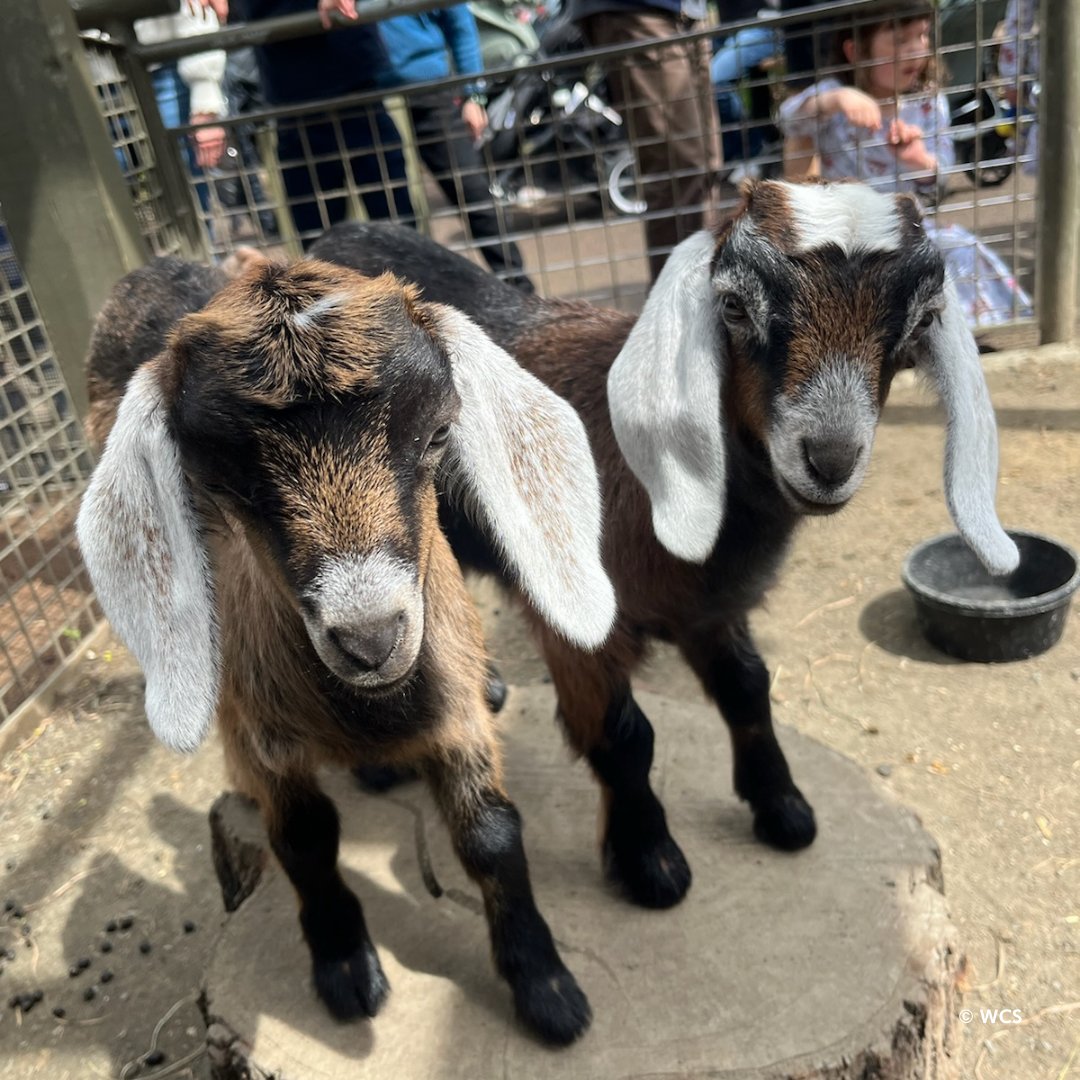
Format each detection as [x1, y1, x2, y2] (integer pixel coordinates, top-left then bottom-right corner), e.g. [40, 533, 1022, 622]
[0, 221, 99, 724]
[0, 0, 1042, 727]
[82, 34, 187, 258]
[89, 0, 1039, 327]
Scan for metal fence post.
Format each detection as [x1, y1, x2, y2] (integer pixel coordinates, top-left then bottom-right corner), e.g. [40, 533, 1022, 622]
[0, 0, 147, 419]
[107, 20, 208, 259]
[1036, 1, 1080, 344]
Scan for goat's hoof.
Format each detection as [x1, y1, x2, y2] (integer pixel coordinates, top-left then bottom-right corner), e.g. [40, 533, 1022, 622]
[753, 792, 817, 851]
[603, 831, 692, 909]
[313, 940, 390, 1020]
[485, 666, 508, 714]
[351, 763, 418, 794]
[513, 966, 592, 1046]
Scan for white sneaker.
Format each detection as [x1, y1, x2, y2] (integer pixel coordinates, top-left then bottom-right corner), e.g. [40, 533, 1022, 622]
[726, 161, 763, 186]
[514, 185, 549, 208]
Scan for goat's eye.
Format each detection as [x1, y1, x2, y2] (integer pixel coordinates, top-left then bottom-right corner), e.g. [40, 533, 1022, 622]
[720, 294, 748, 325]
[426, 424, 452, 452]
[915, 310, 938, 332]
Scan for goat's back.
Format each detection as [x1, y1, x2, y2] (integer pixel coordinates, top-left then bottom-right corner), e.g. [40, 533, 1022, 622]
[309, 222, 635, 396]
[85, 257, 225, 447]
[309, 223, 549, 345]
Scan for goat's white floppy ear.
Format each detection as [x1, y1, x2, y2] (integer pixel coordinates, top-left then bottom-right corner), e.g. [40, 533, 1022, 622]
[607, 230, 724, 563]
[428, 305, 616, 650]
[76, 366, 219, 751]
[920, 279, 1019, 575]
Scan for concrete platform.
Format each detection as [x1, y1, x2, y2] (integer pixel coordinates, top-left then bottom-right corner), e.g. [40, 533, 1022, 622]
[203, 687, 961, 1080]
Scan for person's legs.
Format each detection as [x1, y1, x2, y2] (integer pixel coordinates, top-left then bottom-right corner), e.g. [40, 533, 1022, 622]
[716, 86, 750, 163]
[712, 25, 781, 164]
[152, 64, 210, 215]
[342, 106, 414, 225]
[408, 96, 530, 288]
[582, 14, 721, 281]
[276, 116, 349, 247]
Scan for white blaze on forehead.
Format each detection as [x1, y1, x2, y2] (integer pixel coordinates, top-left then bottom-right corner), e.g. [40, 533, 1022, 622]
[784, 183, 902, 255]
[290, 292, 348, 330]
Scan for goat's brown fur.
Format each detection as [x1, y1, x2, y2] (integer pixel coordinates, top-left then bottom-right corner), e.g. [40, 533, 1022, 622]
[309, 189, 961, 908]
[81, 256, 593, 1044]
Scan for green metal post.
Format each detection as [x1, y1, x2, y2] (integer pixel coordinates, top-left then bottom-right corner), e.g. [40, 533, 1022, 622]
[108, 18, 207, 259]
[0, 0, 148, 419]
[1036, 1, 1080, 344]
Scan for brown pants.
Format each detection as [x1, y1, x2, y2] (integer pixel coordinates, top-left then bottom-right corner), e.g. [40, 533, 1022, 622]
[581, 13, 722, 281]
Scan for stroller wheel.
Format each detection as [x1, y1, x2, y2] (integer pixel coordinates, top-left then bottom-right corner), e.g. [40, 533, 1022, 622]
[606, 149, 646, 216]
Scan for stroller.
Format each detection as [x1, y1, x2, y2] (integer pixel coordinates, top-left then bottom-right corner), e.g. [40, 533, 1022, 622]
[471, 2, 645, 216]
[939, 0, 1021, 187]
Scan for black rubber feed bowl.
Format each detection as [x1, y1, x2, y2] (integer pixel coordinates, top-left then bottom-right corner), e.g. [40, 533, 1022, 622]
[902, 531, 1080, 662]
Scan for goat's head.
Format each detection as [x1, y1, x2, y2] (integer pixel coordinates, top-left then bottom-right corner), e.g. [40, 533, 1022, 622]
[608, 179, 1019, 575]
[77, 259, 615, 752]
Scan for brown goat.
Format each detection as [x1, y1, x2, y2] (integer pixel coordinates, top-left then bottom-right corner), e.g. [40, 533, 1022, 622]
[310, 179, 1018, 909]
[76, 255, 618, 1044]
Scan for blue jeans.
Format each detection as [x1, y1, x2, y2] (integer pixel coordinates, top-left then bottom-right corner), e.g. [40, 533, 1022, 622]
[711, 25, 780, 163]
[275, 107, 413, 248]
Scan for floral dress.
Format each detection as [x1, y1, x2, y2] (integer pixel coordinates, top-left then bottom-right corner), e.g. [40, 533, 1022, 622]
[779, 77, 1032, 328]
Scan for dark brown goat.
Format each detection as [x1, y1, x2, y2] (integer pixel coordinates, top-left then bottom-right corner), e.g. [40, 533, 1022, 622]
[76, 256, 618, 1043]
[310, 178, 1018, 909]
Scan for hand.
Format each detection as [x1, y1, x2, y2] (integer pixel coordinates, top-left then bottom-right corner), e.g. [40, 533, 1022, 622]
[461, 100, 487, 141]
[190, 114, 227, 169]
[889, 119, 922, 145]
[889, 120, 936, 171]
[318, 0, 357, 29]
[825, 87, 882, 132]
[188, 0, 228, 21]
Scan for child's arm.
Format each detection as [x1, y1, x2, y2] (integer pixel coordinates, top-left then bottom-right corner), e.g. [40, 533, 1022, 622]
[778, 78, 880, 180]
[780, 82, 883, 134]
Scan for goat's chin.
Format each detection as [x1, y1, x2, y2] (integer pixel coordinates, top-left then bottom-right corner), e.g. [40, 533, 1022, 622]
[340, 663, 420, 697]
[774, 473, 852, 517]
[310, 640, 423, 694]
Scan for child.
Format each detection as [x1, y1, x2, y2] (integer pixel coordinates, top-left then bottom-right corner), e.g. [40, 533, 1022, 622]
[779, 1, 1032, 328]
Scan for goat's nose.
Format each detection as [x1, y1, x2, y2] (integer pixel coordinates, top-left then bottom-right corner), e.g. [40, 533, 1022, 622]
[327, 613, 404, 672]
[802, 438, 862, 487]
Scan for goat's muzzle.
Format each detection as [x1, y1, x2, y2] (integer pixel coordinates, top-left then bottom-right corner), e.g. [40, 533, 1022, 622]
[767, 361, 877, 516]
[302, 551, 424, 690]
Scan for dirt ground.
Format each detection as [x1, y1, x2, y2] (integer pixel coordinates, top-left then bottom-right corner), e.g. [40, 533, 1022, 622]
[0, 245, 1077, 1076]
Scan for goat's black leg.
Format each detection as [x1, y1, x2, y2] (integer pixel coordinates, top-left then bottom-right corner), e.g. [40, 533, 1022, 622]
[483, 661, 508, 713]
[268, 778, 390, 1020]
[426, 747, 591, 1046]
[538, 627, 690, 909]
[585, 686, 692, 907]
[681, 621, 816, 850]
